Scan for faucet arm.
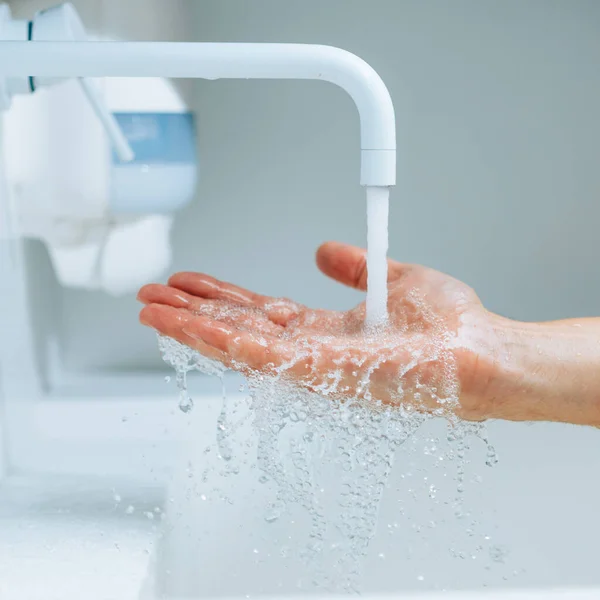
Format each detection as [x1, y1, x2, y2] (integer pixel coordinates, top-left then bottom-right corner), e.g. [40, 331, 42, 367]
[0, 41, 396, 186]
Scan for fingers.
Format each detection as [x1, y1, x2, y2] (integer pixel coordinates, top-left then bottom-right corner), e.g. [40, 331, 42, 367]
[138, 284, 196, 309]
[139, 285, 284, 337]
[315, 241, 409, 291]
[166, 272, 301, 326]
[167, 272, 257, 305]
[140, 303, 301, 375]
[178, 314, 297, 374]
[141, 303, 345, 394]
[139, 304, 229, 365]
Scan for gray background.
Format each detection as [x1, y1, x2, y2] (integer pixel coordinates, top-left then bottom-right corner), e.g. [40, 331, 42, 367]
[16, 0, 600, 372]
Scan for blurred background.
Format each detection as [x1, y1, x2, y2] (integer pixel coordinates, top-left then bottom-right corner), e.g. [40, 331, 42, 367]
[13, 0, 600, 373]
[1, 1, 600, 598]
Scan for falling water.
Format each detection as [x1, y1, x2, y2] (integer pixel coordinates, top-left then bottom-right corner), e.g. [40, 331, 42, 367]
[365, 186, 390, 328]
[154, 325, 500, 594]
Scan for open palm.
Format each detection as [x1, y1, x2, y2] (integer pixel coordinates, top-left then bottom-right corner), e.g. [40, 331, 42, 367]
[138, 242, 494, 420]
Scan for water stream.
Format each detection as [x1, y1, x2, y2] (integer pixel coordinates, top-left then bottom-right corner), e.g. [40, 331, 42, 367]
[365, 186, 390, 328]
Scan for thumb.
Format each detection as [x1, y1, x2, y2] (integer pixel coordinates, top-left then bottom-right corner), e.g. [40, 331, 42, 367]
[315, 241, 408, 292]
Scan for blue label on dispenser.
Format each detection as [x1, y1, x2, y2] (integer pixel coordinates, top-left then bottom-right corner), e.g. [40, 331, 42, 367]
[111, 112, 196, 164]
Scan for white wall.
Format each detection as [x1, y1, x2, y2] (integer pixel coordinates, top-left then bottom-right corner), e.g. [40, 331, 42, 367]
[8, 0, 195, 41]
[0, 116, 44, 477]
[47, 0, 600, 372]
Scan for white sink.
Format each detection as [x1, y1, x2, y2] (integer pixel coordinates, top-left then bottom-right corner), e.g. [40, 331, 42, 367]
[162, 593, 600, 600]
[0, 474, 158, 600]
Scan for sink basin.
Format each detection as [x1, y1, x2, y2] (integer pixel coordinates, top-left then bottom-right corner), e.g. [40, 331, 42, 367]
[0, 474, 159, 600]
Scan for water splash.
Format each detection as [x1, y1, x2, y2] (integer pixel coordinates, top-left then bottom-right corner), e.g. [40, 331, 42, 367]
[216, 376, 233, 462]
[156, 307, 499, 592]
[158, 334, 225, 414]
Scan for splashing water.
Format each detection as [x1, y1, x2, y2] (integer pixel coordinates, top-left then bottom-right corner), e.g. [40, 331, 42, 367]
[216, 375, 234, 462]
[157, 321, 498, 592]
[158, 335, 226, 415]
[365, 186, 390, 328]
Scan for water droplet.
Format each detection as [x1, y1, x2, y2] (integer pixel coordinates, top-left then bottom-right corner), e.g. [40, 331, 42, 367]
[179, 391, 194, 413]
[165, 376, 171, 383]
[253, 548, 259, 554]
[378, 552, 385, 559]
[417, 575, 424, 582]
[486, 445, 499, 467]
[125, 505, 135, 515]
[489, 545, 509, 563]
[264, 507, 280, 523]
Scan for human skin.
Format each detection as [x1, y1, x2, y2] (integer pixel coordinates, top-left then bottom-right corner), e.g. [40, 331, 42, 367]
[137, 241, 600, 427]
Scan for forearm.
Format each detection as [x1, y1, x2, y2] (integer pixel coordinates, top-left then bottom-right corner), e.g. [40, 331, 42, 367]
[483, 317, 600, 426]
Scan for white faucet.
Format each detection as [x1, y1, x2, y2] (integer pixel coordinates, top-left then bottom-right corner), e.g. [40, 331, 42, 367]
[0, 3, 396, 188]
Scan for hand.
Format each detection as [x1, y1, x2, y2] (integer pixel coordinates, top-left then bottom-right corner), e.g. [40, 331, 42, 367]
[138, 242, 502, 421]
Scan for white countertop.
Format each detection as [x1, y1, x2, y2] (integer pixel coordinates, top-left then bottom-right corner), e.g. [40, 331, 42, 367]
[1, 475, 600, 600]
[0, 474, 159, 600]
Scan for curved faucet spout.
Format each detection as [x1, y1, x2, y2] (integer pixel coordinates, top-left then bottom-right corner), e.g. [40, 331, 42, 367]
[0, 41, 396, 186]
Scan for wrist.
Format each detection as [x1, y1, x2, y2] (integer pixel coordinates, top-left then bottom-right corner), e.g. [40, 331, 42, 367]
[461, 315, 600, 426]
[453, 311, 513, 421]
